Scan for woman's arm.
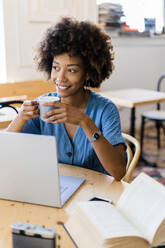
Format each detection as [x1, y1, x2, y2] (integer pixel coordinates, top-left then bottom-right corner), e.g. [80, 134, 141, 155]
[6, 101, 40, 132]
[80, 115, 126, 181]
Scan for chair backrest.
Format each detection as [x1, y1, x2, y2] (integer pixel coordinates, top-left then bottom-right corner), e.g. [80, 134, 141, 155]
[157, 74, 165, 110]
[0, 100, 24, 113]
[122, 132, 141, 182]
[0, 100, 24, 129]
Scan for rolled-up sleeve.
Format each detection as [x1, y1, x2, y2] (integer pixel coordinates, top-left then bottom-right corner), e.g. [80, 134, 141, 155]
[101, 102, 126, 146]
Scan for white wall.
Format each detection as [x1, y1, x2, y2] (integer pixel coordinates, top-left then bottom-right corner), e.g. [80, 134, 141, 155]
[101, 37, 165, 131]
[0, 0, 7, 82]
[0, 0, 97, 82]
[101, 37, 165, 91]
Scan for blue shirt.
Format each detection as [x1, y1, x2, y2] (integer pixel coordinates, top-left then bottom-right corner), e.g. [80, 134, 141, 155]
[22, 90, 125, 174]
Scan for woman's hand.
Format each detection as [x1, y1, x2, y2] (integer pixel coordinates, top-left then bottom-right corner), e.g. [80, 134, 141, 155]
[6, 101, 40, 132]
[18, 101, 40, 121]
[42, 101, 85, 125]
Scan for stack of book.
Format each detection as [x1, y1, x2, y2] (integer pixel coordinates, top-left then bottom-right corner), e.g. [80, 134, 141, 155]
[98, 2, 124, 31]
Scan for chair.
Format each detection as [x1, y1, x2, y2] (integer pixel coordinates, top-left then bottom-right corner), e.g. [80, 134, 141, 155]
[140, 74, 165, 153]
[0, 100, 23, 129]
[122, 132, 141, 182]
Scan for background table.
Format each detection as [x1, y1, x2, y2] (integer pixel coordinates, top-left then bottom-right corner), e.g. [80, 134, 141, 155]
[100, 88, 165, 137]
[0, 164, 127, 248]
[0, 95, 27, 104]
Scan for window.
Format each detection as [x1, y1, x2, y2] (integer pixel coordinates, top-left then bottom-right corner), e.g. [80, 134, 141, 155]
[97, 0, 164, 33]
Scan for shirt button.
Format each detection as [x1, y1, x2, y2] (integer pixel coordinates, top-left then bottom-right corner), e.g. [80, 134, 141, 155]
[67, 152, 72, 157]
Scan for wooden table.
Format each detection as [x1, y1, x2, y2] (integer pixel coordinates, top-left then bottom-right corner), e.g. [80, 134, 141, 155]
[100, 88, 165, 137]
[0, 164, 127, 248]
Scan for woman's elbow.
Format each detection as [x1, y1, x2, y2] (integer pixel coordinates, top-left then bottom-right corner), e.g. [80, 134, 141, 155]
[113, 163, 127, 181]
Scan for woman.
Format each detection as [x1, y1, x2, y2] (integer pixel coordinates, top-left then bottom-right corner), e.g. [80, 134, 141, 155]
[7, 17, 126, 180]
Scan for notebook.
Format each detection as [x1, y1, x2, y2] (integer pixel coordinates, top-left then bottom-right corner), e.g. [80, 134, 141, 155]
[0, 131, 85, 208]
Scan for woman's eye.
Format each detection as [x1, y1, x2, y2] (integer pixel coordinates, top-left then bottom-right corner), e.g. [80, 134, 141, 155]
[53, 66, 60, 71]
[69, 69, 76, 73]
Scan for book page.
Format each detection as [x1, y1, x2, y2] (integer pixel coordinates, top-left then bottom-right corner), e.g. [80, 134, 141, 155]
[74, 201, 147, 241]
[153, 219, 165, 246]
[116, 173, 165, 244]
[65, 210, 100, 248]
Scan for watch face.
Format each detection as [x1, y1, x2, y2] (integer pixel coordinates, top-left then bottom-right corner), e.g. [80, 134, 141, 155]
[94, 133, 100, 139]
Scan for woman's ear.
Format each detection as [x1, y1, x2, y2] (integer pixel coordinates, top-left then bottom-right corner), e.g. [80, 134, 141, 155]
[86, 73, 90, 81]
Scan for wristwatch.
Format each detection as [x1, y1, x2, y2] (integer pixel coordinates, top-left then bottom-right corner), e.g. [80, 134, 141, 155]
[89, 130, 102, 143]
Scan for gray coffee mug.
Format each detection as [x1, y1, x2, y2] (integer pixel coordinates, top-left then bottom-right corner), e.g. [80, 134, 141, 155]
[37, 96, 60, 121]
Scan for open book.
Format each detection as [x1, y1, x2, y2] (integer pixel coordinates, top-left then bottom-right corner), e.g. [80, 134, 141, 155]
[64, 173, 165, 248]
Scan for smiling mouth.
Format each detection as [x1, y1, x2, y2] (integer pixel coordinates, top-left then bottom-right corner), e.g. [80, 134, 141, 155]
[56, 84, 70, 90]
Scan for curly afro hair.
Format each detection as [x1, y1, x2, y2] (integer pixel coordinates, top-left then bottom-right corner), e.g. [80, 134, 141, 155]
[36, 17, 114, 88]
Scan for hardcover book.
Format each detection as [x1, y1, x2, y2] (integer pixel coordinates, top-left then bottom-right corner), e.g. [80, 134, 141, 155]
[65, 173, 165, 248]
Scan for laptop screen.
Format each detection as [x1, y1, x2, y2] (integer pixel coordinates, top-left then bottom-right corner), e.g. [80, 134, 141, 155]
[0, 131, 85, 207]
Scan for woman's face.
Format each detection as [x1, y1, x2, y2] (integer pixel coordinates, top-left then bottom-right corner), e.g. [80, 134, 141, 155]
[51, 53, 86, 98]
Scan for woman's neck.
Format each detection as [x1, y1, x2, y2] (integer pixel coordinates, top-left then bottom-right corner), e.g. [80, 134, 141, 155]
[60, 89, 90, 109]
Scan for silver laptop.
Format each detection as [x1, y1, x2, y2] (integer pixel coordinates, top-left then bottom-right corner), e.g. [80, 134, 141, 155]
[0, 131, 85, 208]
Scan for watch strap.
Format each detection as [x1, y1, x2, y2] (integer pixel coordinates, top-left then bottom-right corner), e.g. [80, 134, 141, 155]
[89, 130, 102, 143]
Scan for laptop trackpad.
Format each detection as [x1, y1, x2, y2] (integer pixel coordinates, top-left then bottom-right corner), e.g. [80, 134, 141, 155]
[60, 175, 85, 206]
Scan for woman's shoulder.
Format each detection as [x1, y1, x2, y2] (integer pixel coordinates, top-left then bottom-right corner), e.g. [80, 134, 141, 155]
[89, 90, 119, 118]
[89, 90, 116, 108]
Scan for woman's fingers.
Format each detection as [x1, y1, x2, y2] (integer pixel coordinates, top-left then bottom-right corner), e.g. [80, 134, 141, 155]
[44, 113, 65, 123]
[42, 101, 61, 107]
[42, 107, 64, 119]
[23, 101, 39, 110]
[24, 109, 40, 116]
[23, 100, 38, 106]
[19, 101, 40, 120]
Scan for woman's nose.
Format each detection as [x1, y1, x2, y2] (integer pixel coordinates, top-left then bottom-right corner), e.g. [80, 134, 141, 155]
[57, 69, 66, 82]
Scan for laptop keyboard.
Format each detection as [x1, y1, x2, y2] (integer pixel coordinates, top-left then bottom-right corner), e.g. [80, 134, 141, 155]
[60, 185, 68, 194]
